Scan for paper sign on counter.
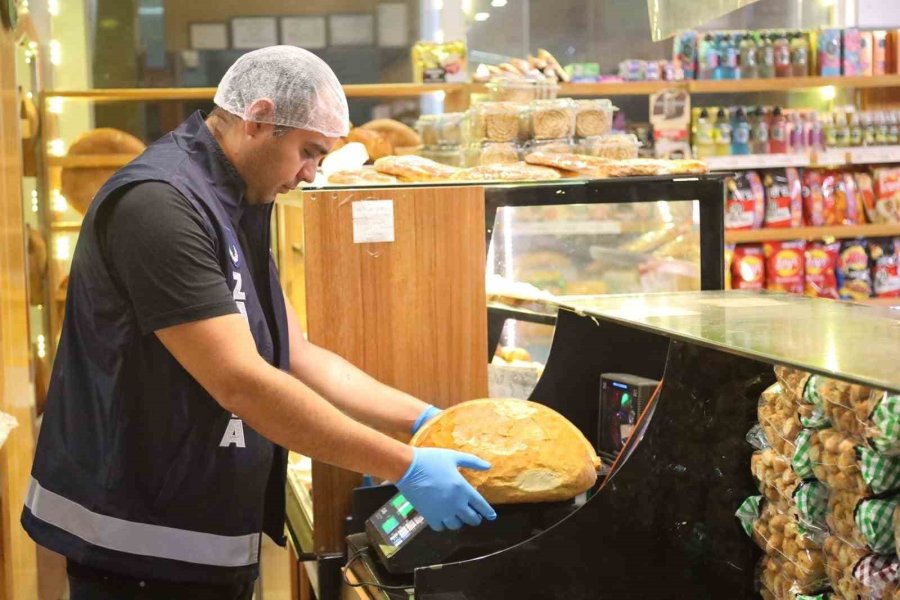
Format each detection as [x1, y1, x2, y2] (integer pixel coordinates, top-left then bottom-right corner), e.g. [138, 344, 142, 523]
[352, 200, 395, 244]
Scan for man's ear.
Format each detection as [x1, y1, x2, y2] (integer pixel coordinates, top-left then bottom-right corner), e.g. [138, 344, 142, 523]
[244, 98, 277, 138]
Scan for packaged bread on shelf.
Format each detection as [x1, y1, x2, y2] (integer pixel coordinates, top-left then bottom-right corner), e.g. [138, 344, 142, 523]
[759, 382, 804, 459]
[824, 535, 900, 600]
[61, 128, 147, 214]
[574, 99, 616, 137]
[775, 366, 813, 402]
[759, 555, 833, 599]
[373, 155, 460, 182]
[450, 162, 561, 183]
[327, 168, 399, 186]
[577, 133, 640, 160]
[410, 398, 601, 504]
[471, 141, 520, 166]
[752, 448, 828, 530]
[737, 496, 827, 591]
[827, 491, 899, 555]
[812, 376, 900, 456]
[523, 151, 610, 177]
[530, 98, 576, 140]
[810, 428, 900, 496]
[472, 102, 526, 143]
[360, 119, 421, 150]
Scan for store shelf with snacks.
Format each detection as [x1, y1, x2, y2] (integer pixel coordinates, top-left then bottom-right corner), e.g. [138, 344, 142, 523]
[705, 153, 812, 171]
[725, 223, 900, 244]
[706, 147, 900, 172]
[688, 74, 900, 94]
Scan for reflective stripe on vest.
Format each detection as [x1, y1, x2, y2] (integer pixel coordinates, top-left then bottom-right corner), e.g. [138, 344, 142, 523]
[25, 477, 260, 567]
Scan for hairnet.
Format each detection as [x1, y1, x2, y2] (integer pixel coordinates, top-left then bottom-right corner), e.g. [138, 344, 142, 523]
[214, 46, 350, 138]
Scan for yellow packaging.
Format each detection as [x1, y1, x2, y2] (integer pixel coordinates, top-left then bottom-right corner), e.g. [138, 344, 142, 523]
[412, 40, 468, 83]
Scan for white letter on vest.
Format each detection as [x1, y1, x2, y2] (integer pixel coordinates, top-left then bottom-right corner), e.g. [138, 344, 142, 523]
[219, 417, 246, 448]
[232, 272, 248, 320]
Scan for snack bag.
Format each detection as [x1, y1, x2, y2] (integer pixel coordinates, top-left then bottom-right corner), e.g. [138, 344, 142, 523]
[872, 167, 900, 222]
[765, 168, 803, 228]
[871, 237, 900, 298]
[834, 173, 863, 225]
[732, 244, 766, 290]
[725, 243, 734, 290]
[827, 491, 900, 554]
[748, 170, 767, 229]
[803, 169, 826, 227]
[837, 240, 873, 300]
[805, 242, 840, 299]
[820, 172, 839, 226]
[856, 172, 891, 224]
[766, 240, 806, 294]
[726, 175, 756, 230]
[810, 428, 900, 496]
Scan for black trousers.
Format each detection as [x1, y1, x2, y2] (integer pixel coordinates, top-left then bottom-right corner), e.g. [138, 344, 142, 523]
[67, 562, 255, 600]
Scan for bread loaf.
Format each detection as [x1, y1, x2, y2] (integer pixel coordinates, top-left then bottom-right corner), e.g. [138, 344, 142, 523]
[360, 119, 422, 149]
[410, 398, 601, 504]
[60, 128, 146, 214]
[373, 155, 460, 182]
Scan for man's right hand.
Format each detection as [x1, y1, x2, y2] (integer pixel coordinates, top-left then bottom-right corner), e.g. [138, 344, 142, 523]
[395, 447, 496, 531]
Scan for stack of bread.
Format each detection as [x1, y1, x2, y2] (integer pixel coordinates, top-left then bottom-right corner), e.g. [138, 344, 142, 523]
[738, 366, 900, 599]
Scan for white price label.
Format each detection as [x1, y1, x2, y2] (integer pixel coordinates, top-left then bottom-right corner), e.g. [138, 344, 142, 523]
[849, 146, 900, 165]
[352, 200, 395, 244]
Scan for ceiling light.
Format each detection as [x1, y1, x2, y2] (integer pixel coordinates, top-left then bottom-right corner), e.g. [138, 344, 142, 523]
[474, 12, 490, 21]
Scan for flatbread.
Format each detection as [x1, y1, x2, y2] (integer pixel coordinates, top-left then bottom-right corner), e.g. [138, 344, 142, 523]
[373, 155, 460, 182]
[327, 168, 399, 185]
[524, 151, 611, 176]
[450, 162, 562, 182]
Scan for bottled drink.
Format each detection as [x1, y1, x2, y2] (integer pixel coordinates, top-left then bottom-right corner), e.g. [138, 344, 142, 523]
[774, 31, 792, 77]
[789, 112, 806, 153]
[848, 112, 863, 147]
[732, 107, 751, 154]
[834, 112, 850, 147]
[757, 33, 775, 78]
[790, 31, 810, 77]
[874, 111, 888, 145]
[888, 112, 899, 145]
[769, 106, 788, 153]
[739, 34, 758, 79]
[693, 108, 716, 158]
[823, 113, 838, 148]
[862, 112, 876, 146]
[807, 111, 824, 151]
[720, 33, 738, 79]
[699, 34, 719, 80]
[715, 107, 733, 156]
[751, 107, 770, 154]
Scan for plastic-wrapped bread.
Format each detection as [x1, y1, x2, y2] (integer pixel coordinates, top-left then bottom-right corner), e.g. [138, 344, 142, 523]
[759, 383, 804, 458]
[759, 554, 833, 599]
[523, 151, 610, 177]
[410, 398, 601, 504]
[810, 428, 900, 496]
[824, 535, 900, 600]
[751, 449, 828, 530]
[449, 163, 561, 183]
[812, 376, 900, 455]
[827, 491, 900, 555]
[372, 155, 460, 182]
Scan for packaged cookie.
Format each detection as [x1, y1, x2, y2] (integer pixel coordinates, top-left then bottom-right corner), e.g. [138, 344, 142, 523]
[809, 428, 900, 496]
[837, 239, 873, 300]
[435, 112, 465, 146]
[472, 102, 526, 143]
[530, 98, 576, 140]
[416, 115, 440, 147]
[824, 535, 900, 600]
[487, 80, 539, 103]
[577, 133, 640, 160]
[759, 555, 833, 599]
[737, 497, 827, 590]
[574, 99, 615, 137]
[819, 383, 900, 456]
[752, 449, 829, 530]
[827, 491, 900, 554]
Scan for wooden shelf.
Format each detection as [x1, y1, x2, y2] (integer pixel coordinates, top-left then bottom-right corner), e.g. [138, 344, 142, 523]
[559, 81, 675, 96]
[688, 74, 900, 93]
[342, 83, 470, 97]
[50, 221, 83, 232]
[47, 154, 139, 168]
[725, 223, 900, 244]
[706, 147, 900, 171]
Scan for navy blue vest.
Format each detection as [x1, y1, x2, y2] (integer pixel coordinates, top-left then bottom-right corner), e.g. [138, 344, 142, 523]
[22, 112, 290, 584]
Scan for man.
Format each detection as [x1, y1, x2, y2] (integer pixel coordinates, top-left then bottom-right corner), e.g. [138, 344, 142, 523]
[22, 46, 495, 599]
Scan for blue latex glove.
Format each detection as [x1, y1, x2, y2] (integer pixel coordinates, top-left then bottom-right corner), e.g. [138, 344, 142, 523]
[411, 405, 442, 435]
[395, 447, 496, 531]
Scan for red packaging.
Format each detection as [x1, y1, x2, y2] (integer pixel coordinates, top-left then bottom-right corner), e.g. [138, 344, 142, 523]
[764, 168, 802, 228]
[802, 169, 825, 226]
[872, 167, 900, 222]
[748, 171, 766, 229]
[871, 237, 900, 298]
[804, 242, 840, 299]
[856, 172, 879, 224]
[835, 172, 863, 225]
[732, 245, 765, 290]
[725, 173, 764, 230]
[764, 240, 806, 294]
[821, 171, 839, 226]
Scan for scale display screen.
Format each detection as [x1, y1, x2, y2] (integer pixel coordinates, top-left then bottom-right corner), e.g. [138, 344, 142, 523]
[368, 493, 427, 556]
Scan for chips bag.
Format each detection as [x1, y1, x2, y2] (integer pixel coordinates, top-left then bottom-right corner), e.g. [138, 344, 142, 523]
[802, 169, 826, 227]
[834, 173, 863, 225]
[766, 240, 806, 294]
[805, 242, 840, 299]
[726, 172, 765, 230]
[820, 172, 839, 226]
[872, 167, 900, 222]
[733, 245, 766, 290]
[765, 168, 803, 228]
[837, 240, 873, 300]
[871, 237, 900, 298]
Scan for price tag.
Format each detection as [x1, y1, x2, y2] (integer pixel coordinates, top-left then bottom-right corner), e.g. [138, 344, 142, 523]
[352, 200, 395, 244]
[849, 146, 900, 165]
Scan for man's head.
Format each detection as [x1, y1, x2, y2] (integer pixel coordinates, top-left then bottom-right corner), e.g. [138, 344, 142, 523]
[209, 46, 350, 204]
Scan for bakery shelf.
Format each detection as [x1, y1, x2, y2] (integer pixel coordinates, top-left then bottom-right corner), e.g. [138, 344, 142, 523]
[725, 223, 900, 244]
[50, 221, 83, 232]
[47, 154, 139, 168]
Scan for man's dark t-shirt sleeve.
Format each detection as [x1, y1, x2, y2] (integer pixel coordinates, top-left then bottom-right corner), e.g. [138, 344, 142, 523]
[100, 181, 238, 334]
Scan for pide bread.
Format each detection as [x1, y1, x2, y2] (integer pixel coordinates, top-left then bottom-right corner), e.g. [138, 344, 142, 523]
[60, 128, 146, 214]
[410, 398, 602, 503]
[327, 168, 399, 185]
[450, 162, 561, 182]
[373, 155, 460, 182]
[524, 151, 610, 176]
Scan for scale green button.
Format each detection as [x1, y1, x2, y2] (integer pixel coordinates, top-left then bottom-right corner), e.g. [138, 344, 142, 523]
[381, 516, 399, 534]
[398, 501, 413, 517]
[391, 495, 407, 508]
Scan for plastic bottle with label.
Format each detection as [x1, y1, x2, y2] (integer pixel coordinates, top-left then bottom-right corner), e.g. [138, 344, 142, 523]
[715, 107, 733, 156]
[720, 33, 738, 79]
[773, 32, 792, 77]
[862, 112, 876, 146]
[823, 113, 838, 149]
[872, 111, 887, 145]
[768, 106, 788, 153]
[833, 112, 850, 147]
[732, 107, 751, 155]
[751, 107, 770, 154]
[757, 33, 776, 78]
[848, 112, 863, 147]
[693, 108, 716, 158]
[789, 112, 806, 154]
[737, 34, 758, 79]
[698, 34, 719, 80]
[790, 31, 810, 77]
[807, 112, 824, 152]
[888, 112, 899, 145]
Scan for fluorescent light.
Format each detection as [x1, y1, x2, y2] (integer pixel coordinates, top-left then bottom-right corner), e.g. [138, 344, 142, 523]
[48, 0, 59, 16]
[48, 97, 64, 114]
[50, 40, 62, 66]
[48, 139, 66, 157]
[820, 85, 836, 101]
[491, 0, 507, 6]
[474, 11, 490, 21]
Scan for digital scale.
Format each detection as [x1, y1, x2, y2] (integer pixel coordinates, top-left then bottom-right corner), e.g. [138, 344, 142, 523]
[364, 490, 579, 574]
[598, 373, 660, 455]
